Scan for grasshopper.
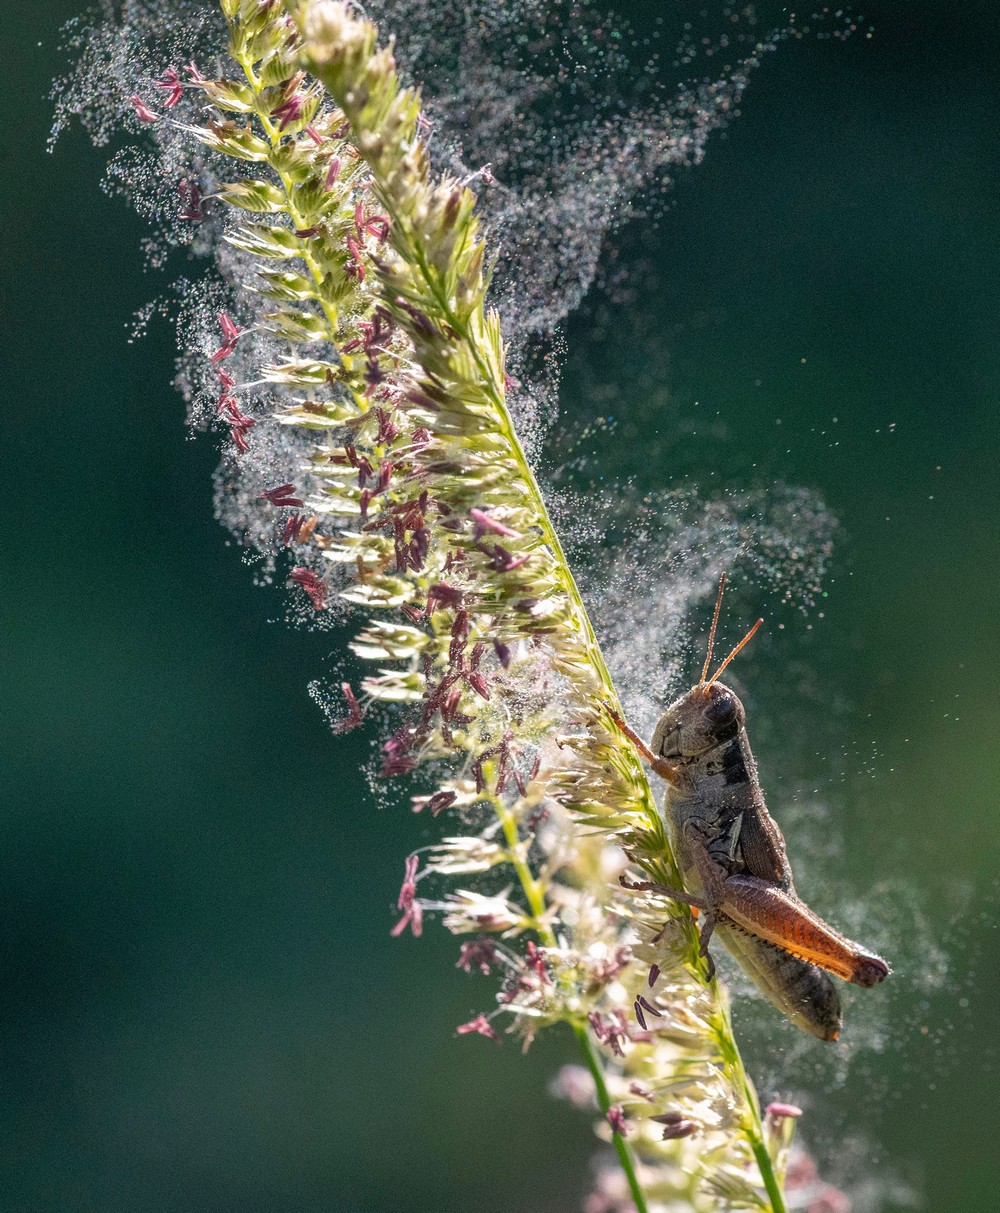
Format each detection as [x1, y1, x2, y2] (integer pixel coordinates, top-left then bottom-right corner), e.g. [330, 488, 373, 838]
[607, 574, 889, 1041]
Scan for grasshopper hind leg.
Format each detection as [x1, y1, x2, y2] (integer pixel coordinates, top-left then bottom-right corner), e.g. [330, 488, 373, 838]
[697, 910, 718, 981]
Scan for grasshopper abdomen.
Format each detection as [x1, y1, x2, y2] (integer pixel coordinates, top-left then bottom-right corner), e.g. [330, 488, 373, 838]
[715, 921, 843, 1041]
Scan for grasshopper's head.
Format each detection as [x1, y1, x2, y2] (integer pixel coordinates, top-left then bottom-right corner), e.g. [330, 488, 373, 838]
[651, 573, 761, 765]
[652, 680, 746, 762]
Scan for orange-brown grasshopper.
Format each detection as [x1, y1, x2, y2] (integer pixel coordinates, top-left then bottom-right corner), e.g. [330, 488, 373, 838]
[607, 574, 889, 1040]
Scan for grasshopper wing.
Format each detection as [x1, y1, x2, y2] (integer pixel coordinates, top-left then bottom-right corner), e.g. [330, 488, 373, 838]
[736, 796, 794, 889]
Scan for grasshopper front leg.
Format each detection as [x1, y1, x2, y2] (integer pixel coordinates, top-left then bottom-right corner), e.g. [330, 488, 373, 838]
[602, 704, 679, 785]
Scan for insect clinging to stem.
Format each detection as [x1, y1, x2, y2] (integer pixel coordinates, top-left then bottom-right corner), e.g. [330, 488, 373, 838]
[606, 573, 890, 1041]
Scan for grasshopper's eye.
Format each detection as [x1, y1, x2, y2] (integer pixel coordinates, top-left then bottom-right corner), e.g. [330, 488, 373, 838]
[704, 685, 741, 730]
[708, 693, 737, 718]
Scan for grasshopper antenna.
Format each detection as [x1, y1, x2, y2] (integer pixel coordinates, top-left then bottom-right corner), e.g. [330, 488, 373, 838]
[706, 616, 764, 687]
[700, 572, 728, 685]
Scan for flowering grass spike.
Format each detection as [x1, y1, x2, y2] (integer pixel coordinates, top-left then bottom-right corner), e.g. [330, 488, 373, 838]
[103, 1, 817, 1207]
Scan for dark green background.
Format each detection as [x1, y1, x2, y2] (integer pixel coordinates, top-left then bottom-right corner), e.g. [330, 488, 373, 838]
[2, 2, 998, 1210]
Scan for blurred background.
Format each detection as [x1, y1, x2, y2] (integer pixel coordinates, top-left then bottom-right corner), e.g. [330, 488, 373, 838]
[2, 2, 998, 1210]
